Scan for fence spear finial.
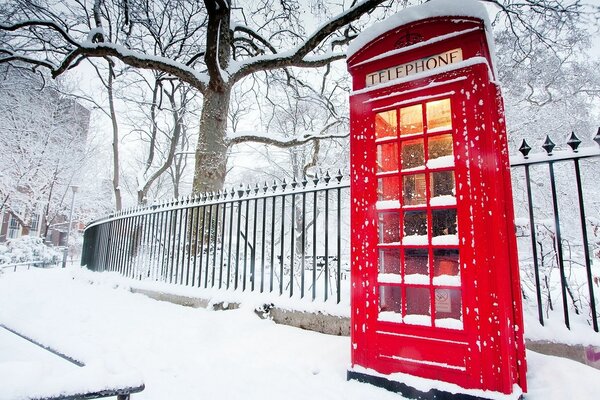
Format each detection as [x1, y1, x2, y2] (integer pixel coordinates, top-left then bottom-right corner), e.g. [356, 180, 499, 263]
[567, 132, 581, 152]
[594, 127, 600, 147]
[518, 139, 531, 158]
[542, 135, 555, 155]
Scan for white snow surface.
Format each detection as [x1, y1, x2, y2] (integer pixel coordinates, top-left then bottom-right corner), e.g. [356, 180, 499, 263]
[1, 268, 600, 399]
[348, 0, 493, 58]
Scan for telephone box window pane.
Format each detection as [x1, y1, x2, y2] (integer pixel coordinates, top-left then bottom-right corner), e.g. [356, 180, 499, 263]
[375, 110, 397, 139]
[377, 142, 398, 172]
[431, 171, 455, 198]
[404, 211, 427, 238]
[399, 104, 423, 136]
[379, 212, 400, 243]
[400, 139, 425, 170]
[406, 286, 431, 322]
[432, 209, 458, 237]
[435, 288, 462, 326]
[404, 248, 429, 278]
[428, 134, 454, 161]
[378, 176, 399, 201]
[380, 285, 402, 314]
[433, 249, 460, 286]
[403, 174, 426, 206]
[426, 99, 452, 132]
[379, 248, 401, 275]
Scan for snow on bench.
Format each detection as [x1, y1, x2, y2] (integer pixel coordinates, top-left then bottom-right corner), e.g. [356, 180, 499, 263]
[0, 325, 144, 400]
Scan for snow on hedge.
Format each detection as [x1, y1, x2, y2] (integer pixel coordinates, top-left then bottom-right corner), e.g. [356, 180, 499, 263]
[0, 236, 62, 266]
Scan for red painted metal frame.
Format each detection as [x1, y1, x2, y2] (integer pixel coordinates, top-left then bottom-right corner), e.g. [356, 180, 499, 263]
[348, 16, 526, 395]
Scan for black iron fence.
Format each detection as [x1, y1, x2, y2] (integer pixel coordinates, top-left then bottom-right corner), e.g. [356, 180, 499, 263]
[82, 130, 600, 333]
[511, 130, 600, 333]
[82, 171, 350, 303]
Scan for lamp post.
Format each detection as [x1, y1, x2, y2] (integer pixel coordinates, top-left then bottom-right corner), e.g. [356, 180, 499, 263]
[62, 185, 79, 268]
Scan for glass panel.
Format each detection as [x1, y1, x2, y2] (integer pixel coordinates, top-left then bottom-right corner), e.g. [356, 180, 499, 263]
[375, 110, 397, 139]
[399, 104, 423, 136]
[428, 134, 453, 160]
[402, 174, 427, 206]
[431, 171, 455, 198]
[403, 211, 427, 237]
[378, 176, 399, 201]
[378, 212, 400, 243]
[379, 285, 402, 313]
[432, 209, 457, 237]
[404, 248, 428, 276]
[435, 288, 462, 321]
[406, 286, 431, 316]
[426, 98, 452, 132]
[377, 142, 398, 172]
[400, 139, 425, 170]
[379, 248, 401, 275]
[433, 249, 460, 278]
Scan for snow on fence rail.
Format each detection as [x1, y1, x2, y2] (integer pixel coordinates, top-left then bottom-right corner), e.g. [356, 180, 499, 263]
[82, 129, 600, 333]
[82, 171, 350, 304]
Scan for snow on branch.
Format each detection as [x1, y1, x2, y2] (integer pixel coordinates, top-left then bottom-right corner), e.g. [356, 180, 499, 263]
[230, 0, 386, 82]
[0, 19, 80, 48]
[227, 123, 348, 148]
[0, 20, 209, 92]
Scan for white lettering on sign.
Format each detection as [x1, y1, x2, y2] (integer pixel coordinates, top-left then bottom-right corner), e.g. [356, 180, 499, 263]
[366, 48, 463, 87]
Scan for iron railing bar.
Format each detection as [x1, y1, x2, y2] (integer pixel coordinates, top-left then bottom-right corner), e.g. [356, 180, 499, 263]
[251, 196, 258, 292]
[523, 164, 544, 326]
[279, 194, 285, 295]
[198, 205, 207, 287]
[235, 199, 242, 290]
[573, 158, 599, 332]
[270, 196, 276, 293]
[218, 203, 227, 288]
[243, 198, 250, 291]
[212, 203, 221, 289]
[227, 201, 234, 289]
[175, 206, 185, 285]
[260, 197, 267, 293]
[324, 189, 329, 302]
[184, 206, 193, 286]
[301, 191, 306, 299]
[312, 190, 318, 301]
[205, 204, 214, 288]
[192, 206, 201, 287]
[289, 193, 296, 298]
[548, 161, 570, 329]
[337, 186, 342, 304]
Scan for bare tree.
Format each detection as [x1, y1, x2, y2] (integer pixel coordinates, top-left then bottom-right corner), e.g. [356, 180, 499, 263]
[0, 0, 391, 194]
[0, 0, 594, 195]
[0, 66, 89, 237]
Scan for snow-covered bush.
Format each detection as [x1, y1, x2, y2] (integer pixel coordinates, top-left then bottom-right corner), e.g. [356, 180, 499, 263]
[0, 236, 62, 266]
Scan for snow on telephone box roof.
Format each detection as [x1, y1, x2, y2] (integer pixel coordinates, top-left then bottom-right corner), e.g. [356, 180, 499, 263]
[347, 0, 497, 89]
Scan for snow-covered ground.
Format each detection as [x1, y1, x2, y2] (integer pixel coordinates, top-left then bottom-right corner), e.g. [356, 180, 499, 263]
[1, 268, 600, 400]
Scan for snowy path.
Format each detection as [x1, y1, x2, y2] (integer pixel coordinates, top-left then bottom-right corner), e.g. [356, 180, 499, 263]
[1, 269, 599, 400]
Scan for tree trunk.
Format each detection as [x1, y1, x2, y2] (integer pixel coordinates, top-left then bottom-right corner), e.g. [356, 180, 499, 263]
[108, 64, 123, 210]
[192, 87, 231, 194]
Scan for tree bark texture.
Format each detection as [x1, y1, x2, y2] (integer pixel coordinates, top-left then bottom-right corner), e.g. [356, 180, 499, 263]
[193, 87, 231, 194]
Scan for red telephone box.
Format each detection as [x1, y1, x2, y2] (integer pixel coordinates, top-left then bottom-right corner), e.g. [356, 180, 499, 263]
[347, 2, 526, 398]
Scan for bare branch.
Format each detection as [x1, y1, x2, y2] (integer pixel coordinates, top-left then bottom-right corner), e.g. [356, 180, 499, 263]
[227, 122, 347, 147]
[231, 0, 386, 82]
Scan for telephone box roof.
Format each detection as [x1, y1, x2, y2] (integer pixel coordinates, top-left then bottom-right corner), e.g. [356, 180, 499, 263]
[347, 0, 495, 66]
